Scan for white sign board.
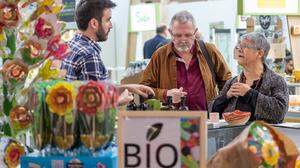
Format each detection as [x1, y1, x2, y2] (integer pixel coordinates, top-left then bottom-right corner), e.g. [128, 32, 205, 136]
[118, 111, 207, 168]
[244, 0, 299, 15]
[130, 4, 157, 32]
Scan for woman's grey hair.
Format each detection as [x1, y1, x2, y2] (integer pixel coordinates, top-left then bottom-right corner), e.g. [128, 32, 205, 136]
[240, 32, 270, 61]
[170, 11, 196, 28]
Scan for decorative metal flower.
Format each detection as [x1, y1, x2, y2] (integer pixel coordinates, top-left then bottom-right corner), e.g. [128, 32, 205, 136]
[296, 156, 300, 168]
[2, 58, 28, 84]
[0, 1, 20, 28]
[46, 35, 69, 60]
[34, 14, 61, 40]
[261, 142, 280, 166]
[77, 81, 106, 116]
[4, 140, 25, 168]
[39, 59, 62, 80]
[9, 106, 32, 131]
[28, 0, 63, 21]
[46, 81, 75, 116]
[0, 24, 6, 43]
[20, 36, 46, 65]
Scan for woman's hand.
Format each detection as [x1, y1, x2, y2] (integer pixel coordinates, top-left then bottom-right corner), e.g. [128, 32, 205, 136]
[227, 82, 251, 98]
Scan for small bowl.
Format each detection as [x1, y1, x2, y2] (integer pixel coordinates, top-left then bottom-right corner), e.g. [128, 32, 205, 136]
[223, 111, 251, 126]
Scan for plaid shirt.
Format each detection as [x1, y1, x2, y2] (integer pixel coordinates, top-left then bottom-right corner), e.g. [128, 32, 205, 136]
[61, 34, 108, 81]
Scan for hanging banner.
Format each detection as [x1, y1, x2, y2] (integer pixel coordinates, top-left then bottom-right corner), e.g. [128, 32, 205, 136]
[129, 4, 160, 32]
[239, 0, 300, 15]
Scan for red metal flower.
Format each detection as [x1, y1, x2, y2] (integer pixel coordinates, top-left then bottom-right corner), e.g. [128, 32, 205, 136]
[34, 17, 54, 39]
[4, 140, 25, 168]
[77, 81, 106, 116]
[46, 35, 69, 60]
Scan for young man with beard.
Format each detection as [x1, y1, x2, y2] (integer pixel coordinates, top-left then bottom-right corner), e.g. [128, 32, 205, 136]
[62, 0, 154, 104]
[140, 11, 231, 110]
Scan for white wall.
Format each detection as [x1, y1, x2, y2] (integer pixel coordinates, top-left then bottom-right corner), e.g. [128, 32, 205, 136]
[166, 0, 238, 74]
[99, 0, 130, 83]
[167, 0, 237, 42]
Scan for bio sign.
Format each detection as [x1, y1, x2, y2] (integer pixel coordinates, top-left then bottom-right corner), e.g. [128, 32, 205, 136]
[118, 111, 207, 168]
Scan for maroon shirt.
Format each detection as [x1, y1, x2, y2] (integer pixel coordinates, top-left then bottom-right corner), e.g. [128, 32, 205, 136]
[176, 52, 207, 110]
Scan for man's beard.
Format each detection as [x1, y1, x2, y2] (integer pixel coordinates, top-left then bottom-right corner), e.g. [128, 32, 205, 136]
[96, 25, 109, 42]
[175, 41, 191, 52]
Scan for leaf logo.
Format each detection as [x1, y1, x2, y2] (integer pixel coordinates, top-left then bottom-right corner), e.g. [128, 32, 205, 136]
[146, 123, 163, 142]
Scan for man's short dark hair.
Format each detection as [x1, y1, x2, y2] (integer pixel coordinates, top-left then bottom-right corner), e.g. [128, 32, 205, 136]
[75, 0, 116, 31]
[156, 25, 167, 34]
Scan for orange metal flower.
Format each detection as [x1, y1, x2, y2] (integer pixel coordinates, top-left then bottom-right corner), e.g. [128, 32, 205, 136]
[2, 59, 28, 83]
[0, 2, 20, 28]
[9, 106, 32, 130]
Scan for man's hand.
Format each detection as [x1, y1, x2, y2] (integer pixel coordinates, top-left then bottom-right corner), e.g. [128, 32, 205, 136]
[117, 89, 134, 106]
[227, 82, 251, 98]
[167, 87, 187, 103]
[117, 84, 155, 98]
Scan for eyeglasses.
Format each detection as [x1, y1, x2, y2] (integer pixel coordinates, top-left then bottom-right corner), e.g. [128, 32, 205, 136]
[235, 43, 260, 51]
[170, 30, 197, 39]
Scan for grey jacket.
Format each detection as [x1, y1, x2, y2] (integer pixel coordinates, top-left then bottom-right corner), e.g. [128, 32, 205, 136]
[213, 66, 289, 124]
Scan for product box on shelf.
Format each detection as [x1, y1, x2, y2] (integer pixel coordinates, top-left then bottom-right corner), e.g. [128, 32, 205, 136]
[21, 146, 118, 168]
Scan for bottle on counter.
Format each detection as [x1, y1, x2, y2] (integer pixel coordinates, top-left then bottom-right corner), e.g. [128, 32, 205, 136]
[179, 96, 189, 111]
[138, 95, 148, 111]
[164, 96, 176, 111]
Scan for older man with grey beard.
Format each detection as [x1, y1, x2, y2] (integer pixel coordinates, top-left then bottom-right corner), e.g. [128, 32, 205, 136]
[140, 11, 231, 111]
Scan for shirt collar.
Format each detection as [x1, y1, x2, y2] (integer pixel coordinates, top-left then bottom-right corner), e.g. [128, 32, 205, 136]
[75, 33, 102, 52]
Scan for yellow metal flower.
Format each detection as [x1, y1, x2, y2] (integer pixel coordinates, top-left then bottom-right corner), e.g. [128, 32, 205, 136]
[30, 0, 63, 20]
[261, 142, 280, 166]
[46, 81, 75, 116]
[4, 141, 25, 168]
[39, 59, 60, 80]
[0, 28, 5, 42]
[38, 0, 63, 14]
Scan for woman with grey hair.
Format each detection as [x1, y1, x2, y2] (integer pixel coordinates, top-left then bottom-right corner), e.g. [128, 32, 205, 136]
[211, 32, 288, 124]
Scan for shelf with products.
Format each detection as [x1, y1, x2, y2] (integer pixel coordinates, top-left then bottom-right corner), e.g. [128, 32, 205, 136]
[288, 95, 300, 110]
[288, 82, 300, 87]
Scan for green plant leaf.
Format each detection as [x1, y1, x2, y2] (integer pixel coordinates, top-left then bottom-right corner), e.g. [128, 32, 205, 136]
[5, 30, 16, 56]
[3, 123, 12, 136]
